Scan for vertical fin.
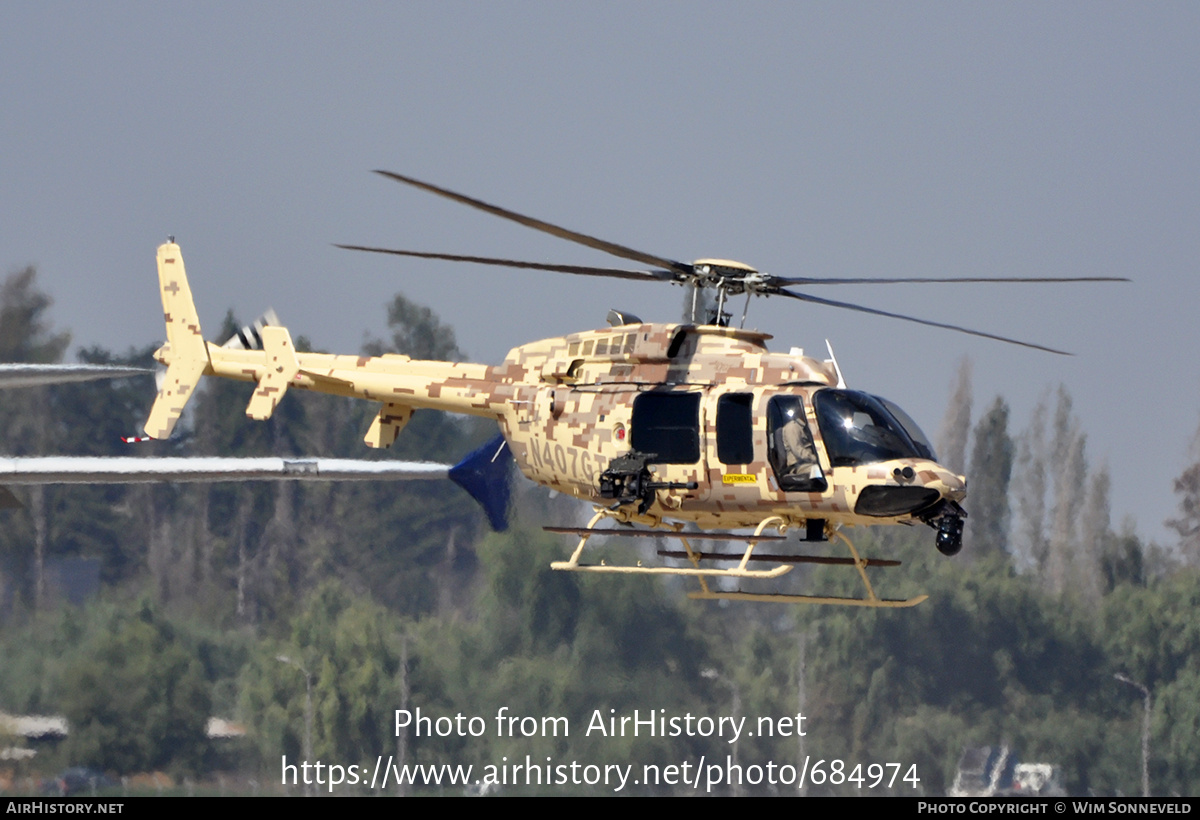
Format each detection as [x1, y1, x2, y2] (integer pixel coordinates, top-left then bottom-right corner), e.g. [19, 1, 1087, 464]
[144, 243, 210, 439]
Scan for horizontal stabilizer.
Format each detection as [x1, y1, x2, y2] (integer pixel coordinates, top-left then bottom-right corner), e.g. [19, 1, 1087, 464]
[245, 326, 300, 420]
[449, 433, 514, 531]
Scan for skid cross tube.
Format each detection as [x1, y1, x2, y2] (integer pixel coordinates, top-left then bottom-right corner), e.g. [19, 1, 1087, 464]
[545, 513, 928, 607]
[547, 512, 791, 581]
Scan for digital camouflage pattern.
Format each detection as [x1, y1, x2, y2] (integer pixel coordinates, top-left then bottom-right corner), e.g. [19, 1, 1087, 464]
[146, 242, 966, 537]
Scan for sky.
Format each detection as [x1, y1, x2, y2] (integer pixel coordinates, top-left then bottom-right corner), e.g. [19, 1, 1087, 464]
[2, 2, 1197, 547]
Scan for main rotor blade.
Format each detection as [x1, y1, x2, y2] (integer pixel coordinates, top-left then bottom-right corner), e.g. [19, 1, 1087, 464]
[334, 244, 675, 283]
[772, 275, 1131, 286]
[374, 170, 692, 274]
[777, 289, 1073, 355]
[0, 456, 450, 484]
[0, 364, 153, 389]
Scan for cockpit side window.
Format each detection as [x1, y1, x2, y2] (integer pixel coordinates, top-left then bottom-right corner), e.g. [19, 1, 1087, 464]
[767, 395, 827, 492]
[631, 391, 702, 464]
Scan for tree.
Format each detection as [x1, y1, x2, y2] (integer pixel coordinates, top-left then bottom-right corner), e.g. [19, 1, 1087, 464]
[936, 358, 972, 475]
[1167, 419, 1200, 565]
[363, 293, 465, 362]
[1077, 464, 1115, 601]
[1154, 667, 1200, 794]
[1100, 518, 1145, 592]
[1012, 386, 1101, 596]
[1045, 388, 1094, 596]
[240, 581, 402, 772]
[0, 266, 70, 364]
[967, 397, 1014, 555]
[0, 266, 71, 611]
[59, 599, 211, 774]
[1013, 395, 1049, 571]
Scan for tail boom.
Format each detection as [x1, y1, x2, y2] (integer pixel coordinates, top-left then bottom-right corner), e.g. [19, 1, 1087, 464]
[143, 241, 513, 446]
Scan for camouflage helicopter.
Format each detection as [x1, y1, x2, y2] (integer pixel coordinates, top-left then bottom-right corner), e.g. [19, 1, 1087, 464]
[138, 172, 1124, 607]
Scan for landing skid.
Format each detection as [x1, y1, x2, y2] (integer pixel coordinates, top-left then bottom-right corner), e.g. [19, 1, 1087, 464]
[546, 512, 927, 608]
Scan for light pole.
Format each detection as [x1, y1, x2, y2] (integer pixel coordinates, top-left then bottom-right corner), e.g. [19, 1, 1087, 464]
[278, 655, 314, 797]
[1114, 673, 1151, 797]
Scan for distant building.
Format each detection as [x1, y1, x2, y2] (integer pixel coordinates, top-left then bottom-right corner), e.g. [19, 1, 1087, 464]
[949, 746, 1064, 797]
[0, 712, 246, 764]
[950, 745, 1016, 796]
[0, 711, 68, 764]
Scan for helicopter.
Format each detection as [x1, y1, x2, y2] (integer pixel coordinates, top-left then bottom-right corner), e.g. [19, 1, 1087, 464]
[136, 172, 1125, 607]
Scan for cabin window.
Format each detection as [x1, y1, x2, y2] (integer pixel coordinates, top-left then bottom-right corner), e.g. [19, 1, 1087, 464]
[716, 393, 754, 465]
[631, 392, 701, 464]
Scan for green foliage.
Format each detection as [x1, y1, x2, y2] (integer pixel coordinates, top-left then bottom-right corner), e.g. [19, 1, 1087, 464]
[792, 536, 1118, 794]
[1101, 525, 1145, 592]
[363, 293, 465, 362]
[968, 397, 1014, 556]
[58, 599, 211, 775]
[1102, 572, 1200, 690]
[0, 607, 89, 717]
[1155, 668, 1200, 793]
[1168, 420, 1200, 565]
[0, 266, 69, 364]
[391, 528, 723, 793]
[240, 581, 403, 767]
[0, 267, 72, 607]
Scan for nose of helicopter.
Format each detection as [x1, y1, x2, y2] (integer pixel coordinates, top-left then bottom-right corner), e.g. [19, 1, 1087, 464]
[851, 460, 966, 519]
[925, 465, 967, 503]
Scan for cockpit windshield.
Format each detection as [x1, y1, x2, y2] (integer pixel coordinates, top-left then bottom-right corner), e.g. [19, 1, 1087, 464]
[813, 389, 937, 467]
[877, 397, 937, 461]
